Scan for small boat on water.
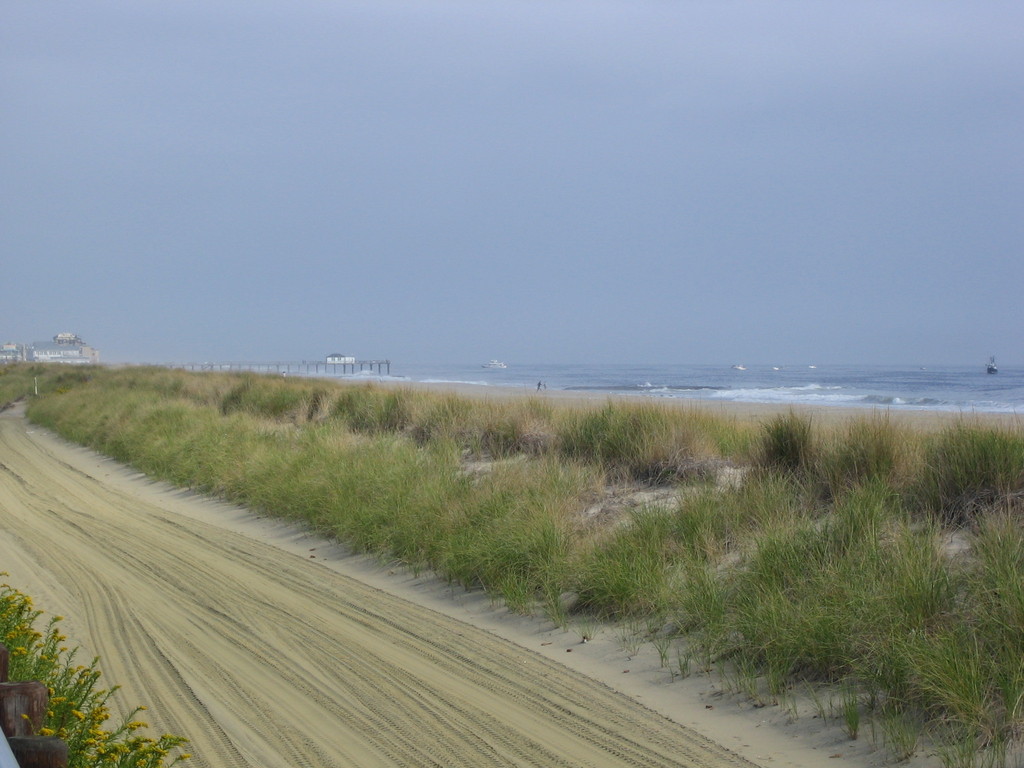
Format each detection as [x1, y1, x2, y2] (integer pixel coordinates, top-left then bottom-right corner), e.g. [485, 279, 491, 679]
[482, 360, 508, 369]
[731, 364, 747, 371]
[987, 356, 998, 374]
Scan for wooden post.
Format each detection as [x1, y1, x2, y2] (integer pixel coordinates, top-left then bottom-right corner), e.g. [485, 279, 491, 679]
[0, 681, 48, 737]
[8, 737, 69, 768]
[0, 644, 8, 683]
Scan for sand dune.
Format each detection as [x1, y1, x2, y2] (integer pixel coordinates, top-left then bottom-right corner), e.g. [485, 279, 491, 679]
[0, 406, 773, 768]
[0, 400, 928, 768]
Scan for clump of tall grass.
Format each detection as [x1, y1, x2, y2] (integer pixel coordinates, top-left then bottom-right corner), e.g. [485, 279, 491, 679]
[817, 415, 919, 497]
[754, 410, 816, 477]
[725, 519, 857, 688]
[918, 513, 1024, 754]
[220, 374, 311, 419]
[913, 422, 1024, 526]
[556, 402, 721, 483]
[406, 393, 475, 445]
[330, 385, 415, 434]
[474, 398, 558, 458]
[574, 506, 679, 619]
[437, 457, 592, 615]
[328, 385, 558, 458]
[689, 483, 956, 699]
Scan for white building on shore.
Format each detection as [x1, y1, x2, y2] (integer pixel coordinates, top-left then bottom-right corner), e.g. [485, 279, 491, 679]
[28, 333, 100, 365]
[0, 342, 27, 363]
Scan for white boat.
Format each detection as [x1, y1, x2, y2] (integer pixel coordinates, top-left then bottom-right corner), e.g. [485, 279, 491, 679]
[731, 364, 747, 371]
[987, 355, 998, 374]
[482, 360, 507, 369]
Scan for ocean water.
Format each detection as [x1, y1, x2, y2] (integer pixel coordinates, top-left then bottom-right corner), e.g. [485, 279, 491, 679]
[351, 362, 1024, 415]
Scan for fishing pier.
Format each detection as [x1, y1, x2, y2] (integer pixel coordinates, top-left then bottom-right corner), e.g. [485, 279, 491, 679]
[174, 359, 392, 376]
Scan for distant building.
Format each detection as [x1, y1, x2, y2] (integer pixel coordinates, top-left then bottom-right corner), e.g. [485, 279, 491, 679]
[326, 353, 356, 364]
[29, 333, 100, 365]
[0, 342, 27, 363]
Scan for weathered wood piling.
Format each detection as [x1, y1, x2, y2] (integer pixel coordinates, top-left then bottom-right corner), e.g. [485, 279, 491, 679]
[0, 646, 68, 768]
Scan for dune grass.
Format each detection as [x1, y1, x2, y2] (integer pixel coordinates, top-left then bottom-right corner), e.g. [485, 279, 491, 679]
[914, 423, 1024, 526]
[556, 401, 724, 483]
[6, 363, 1024, 766]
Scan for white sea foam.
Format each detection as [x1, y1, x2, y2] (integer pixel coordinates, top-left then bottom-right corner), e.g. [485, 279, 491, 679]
[709, 387, 865, 405]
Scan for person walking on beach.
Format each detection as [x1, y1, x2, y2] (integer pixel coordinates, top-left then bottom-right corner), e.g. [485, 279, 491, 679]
[537, 381, 542, 391]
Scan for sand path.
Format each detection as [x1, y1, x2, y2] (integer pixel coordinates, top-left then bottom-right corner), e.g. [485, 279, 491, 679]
[0, 406, 772, 768]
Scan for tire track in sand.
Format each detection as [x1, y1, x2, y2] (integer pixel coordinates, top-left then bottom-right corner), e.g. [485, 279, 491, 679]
[0, 409, 761, 768]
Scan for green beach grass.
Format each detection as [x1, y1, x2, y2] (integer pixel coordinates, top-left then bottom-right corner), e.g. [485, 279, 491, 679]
[4, 363, 1024, 766]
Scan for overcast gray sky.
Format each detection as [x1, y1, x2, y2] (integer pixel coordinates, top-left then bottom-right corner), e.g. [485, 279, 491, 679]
[3, 1, 1022, 366]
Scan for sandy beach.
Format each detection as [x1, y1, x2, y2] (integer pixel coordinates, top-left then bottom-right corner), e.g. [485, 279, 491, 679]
[0, 394, 982, 768]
